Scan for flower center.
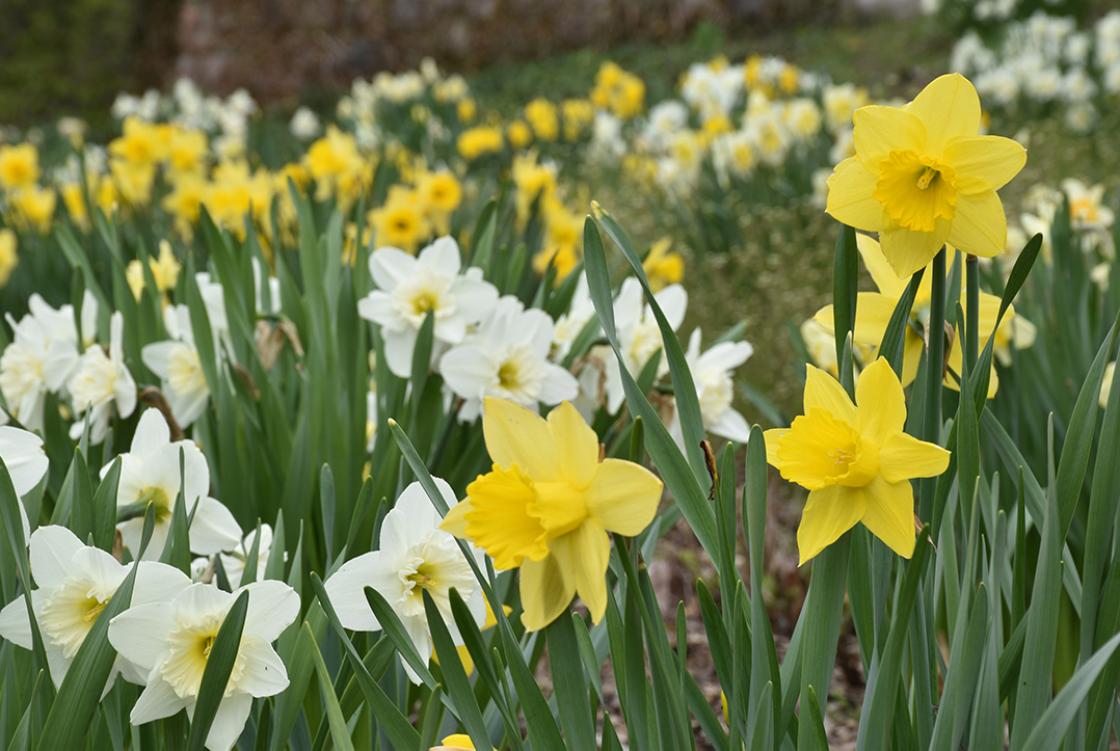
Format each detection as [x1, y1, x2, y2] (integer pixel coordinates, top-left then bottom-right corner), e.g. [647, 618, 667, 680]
[774, 408, 880, 489]
[874, 150, 958, 233]
[39, 581, 113, 658]
[161, 614, 244, 699]
[119, 485, 174, 524]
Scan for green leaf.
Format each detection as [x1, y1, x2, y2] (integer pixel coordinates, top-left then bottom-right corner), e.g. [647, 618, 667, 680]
[546, 613, 597, 748]
[423, 592, 491, 750]
[301, 621, 356, 751]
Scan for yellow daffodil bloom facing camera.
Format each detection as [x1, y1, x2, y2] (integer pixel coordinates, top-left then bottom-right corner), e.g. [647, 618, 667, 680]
[765, 359, 950, 564]
[442, 397, 663, 631]
[826, 73, 1026, 277]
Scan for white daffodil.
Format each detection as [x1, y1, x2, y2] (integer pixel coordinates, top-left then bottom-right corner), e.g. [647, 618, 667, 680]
[440, 296, 578, 421]
[0, 425, 48, 537]
[192, 524, 275, 588]
[68, 312, 137, 444]
[195, 272, 230, 346]
[108, 409, 241, 560]
[324, 479, 486, 683]
[0, 525, 191, 690]
[551, 274, 596, 361]
[602, 278, 688, 414]
[109, 579, 299, 751]
[251, 258, 281, 316]
[142, 305, 210, 429]
[357, 237, 498, 378]
[0, 294, 82, 431]
[668, 329, 753, 445]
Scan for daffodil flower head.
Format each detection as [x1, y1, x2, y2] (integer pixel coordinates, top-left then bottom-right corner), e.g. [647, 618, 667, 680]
[441, 397, 663, 631]
[826, 73, 1027, 277]
[764, 359, 950, 565]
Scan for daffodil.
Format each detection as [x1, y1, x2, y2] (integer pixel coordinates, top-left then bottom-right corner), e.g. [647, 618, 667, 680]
[642, 238, 685, 291]
[324, 479, 486, 683]
[109, 579, 299, 751]
[440, 296, 578, 421]
[67, 312, 137, 444]
[765, 359, 950, 564]
[826, 74, 1027, 276]
[814, 234, 1014, 397]
[669, 328, 753, 445]
[442, 398, 663, 630]
[357, 237, 498, 378]
[0, 525, 191, 690]
[142, 305, 210, 429]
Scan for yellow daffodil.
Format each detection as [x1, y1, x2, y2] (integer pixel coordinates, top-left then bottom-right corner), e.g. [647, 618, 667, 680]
[369, 187, 428, 253]
[814, 233, 1014, 397]
[826, 74, 1026, 276]
[524, 98, 560, 141]
[433, 734, 478, 750]
[457, 126, 503, 161]
[642, 237, 685, 291]
[442, 398, 663, 631]
[765, 359, 950, 564]
[9, 186, 56, 233]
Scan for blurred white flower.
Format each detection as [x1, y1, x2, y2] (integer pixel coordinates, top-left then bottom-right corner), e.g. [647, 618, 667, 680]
[68, 312, 137, 444]
[324, 479, 486, 684]
[289, 107, 321, 141]
[669, 329, 753, 445]
[1, 295, 83, 431]
[0, 425, 48, 537]
[142, 306, 210, 429]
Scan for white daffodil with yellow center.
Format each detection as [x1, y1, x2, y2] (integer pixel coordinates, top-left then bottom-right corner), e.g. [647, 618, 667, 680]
[0, 526, 191, 690]
[109, 409, 241, 560]
[357, 237, 498, 378]
[826, 73, 1027, 276]
[142, 304, 210, 429]
[68, 312, 137, 444]
[440, 296, 578, 421]
[109, 580, 299, 751]
[0, 294, 84, 431]
[324, 479, 487, 684]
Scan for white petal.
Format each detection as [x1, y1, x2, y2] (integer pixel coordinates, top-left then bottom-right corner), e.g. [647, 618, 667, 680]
[439, 346, 495, 401]
[240, 580, 299, 643]
[203, 692, 252, 751]
[399, 615, 432, 685]
[0, 426, 48, 497]
[130, 409, 170, 453]
[382, 330, 418, 379]
[141, 342, 177, 378]
[323, 552, 394, 631]
[131, 562, 193, 606]
[698, 341, 753, 372]
[0, 594, 34, 649]
[654, 285, 688, 330]
[236, 640, 289, 697]
[537, 365, 579, 405]
[188, 497, 242, 555]
[108, 603, 172, 671]
[451, 275, 499, 324]
[369, 247, 416, 291]
[131, 672, 191, 724]
[709, 408, 751, 443]
[28, 525, 83, 589]
[357, 291, 396, 326]
[419, 236, 461, 276]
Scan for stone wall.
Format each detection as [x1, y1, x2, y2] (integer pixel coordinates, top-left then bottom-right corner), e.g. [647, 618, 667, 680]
[173, 0, 865, 102]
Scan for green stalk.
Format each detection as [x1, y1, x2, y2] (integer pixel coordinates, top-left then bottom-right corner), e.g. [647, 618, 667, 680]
[965, 254, 979, 373]
[797, 537, 851, 750]
[920, 248, 947, 520]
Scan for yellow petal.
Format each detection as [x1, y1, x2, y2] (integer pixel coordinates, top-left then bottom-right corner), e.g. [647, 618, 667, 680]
[855, 358, 907, 443]
[440, 500, 471, 537]
[519, 552, 574, 632]
[879, 219, 951, 277]
[859, 476, 917, 558]
[549, 520, 611, 624]
[856, 233, 906, 297]
[851, 293, 900, 346]
[879, 433, 951, 483]
[826, 157, 884, 231]
[797, 486, 866, 565]
[803, 364, 857, 423]
[585, 458, 662, 536]
[948, 191, 1006, 258]
[546, 401, 599, 488]
[943, 135, 1026, 194]
[852, 105, 927, 166]
[482, 397, 557, 480]
[905, 74, 980, 152]
[945, 341, 999, 398]
[762, 428, 790, 467]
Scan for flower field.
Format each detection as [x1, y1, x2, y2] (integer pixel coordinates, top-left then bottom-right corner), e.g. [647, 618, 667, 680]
[0, 8, 1119, 750]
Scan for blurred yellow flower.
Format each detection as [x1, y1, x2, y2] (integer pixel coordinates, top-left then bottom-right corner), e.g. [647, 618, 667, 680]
[125, 241, 182, 302]
[457, 126, 503, 161]
[524, 98, 560, 141]
[591, 62, 645, 119]
[370, 188, 428, 252]
[457, 98, 477, 123]
[442, 398, 663, 631]
[9, 186, 56, 233]
[0, 144, 39, 190]
[642, 238, 685, 291]
[765, 359, 950, 564]
[507, 120, 533, 150]
[826, 74, 1026, 276]
[0, 228, 18, 287]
